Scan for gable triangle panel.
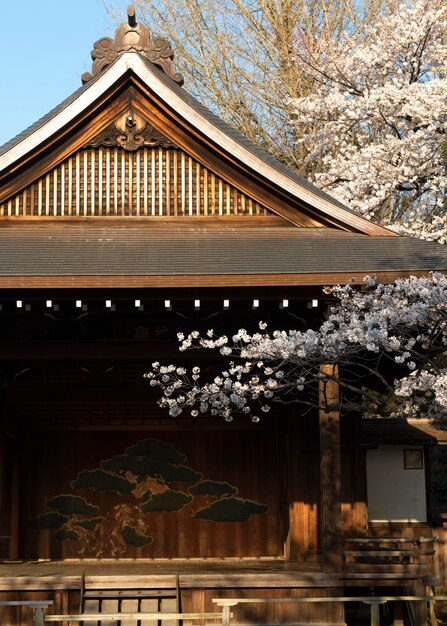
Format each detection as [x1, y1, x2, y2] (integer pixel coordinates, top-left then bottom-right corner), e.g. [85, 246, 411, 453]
[0, 145, 278, 219]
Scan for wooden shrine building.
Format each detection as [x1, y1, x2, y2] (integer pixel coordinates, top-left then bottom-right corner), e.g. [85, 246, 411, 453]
[2, 7, 447, 625]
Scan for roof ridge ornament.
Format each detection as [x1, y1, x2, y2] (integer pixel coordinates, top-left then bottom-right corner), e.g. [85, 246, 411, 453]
[81, 5, 184, 86]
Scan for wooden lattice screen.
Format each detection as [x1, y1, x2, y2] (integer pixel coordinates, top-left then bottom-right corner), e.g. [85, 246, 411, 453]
[1, 147, 272, 218]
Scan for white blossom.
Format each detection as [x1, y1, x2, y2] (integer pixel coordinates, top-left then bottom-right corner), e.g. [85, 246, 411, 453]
[290, 0, 447, 240]
[145, 274, 447, 422]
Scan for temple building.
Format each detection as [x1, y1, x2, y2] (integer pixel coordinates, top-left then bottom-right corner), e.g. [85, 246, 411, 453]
[1, 6, 447, 625]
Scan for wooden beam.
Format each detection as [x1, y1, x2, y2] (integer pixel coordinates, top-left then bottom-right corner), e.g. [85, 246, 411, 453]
[0, 340, 200, 361]
[319, 364, 343, 574]
[0, 269, 439, 289]
[413, 579, 427, 626]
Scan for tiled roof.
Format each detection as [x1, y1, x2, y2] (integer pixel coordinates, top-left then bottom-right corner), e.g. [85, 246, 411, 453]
[362, 418, 447, 443]
[0, 226, 446, 276]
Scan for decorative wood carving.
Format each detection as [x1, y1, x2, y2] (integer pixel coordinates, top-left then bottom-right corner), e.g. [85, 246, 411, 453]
[81, 5, 184, 86]
[84, 110, 176, 151]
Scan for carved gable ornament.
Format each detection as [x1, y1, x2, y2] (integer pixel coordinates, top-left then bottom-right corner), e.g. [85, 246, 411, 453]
[84, 110, 177, 151]
[82, 5, 184, 86]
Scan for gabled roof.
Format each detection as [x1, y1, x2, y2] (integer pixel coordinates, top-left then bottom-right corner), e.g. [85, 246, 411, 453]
[0, 51, 392, 236]
[2, 10, 447, 289]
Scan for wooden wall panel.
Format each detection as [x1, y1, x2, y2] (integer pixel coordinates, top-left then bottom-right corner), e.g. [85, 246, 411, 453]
[0, 435, 18, 561]
[341, 449, 367, 538]
[8, 400, 371, 566]
[19, 430, 284, 560]
[0, 437, 10, 560]
[286, 415, 320, 562]
[0, 147, 273, 219]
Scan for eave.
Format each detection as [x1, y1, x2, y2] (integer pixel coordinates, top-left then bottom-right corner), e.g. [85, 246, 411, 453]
[0, 225, 445, 289]
[0, 270, 441, 290]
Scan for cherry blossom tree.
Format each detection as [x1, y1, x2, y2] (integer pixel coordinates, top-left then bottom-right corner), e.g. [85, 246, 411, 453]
[108, 0, 398, 173]
[146, 274, 447, 423]
[290, 0, 447, 242]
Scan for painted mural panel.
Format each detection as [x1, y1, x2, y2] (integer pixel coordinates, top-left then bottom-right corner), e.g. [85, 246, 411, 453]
[21, 430, 281, 559]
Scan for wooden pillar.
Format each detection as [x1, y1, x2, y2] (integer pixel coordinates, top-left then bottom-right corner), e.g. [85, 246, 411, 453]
[413, 579, 428, 626]
[9, 441, 19, 560]
[353, 415, 368, 535]
[319, 364, 343, 574]
[392, 600, 404, 626]
[320, 365, 345, 625]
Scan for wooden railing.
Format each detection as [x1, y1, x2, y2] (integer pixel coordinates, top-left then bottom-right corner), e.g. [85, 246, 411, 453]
[343, 536, 438, 579]
[431, 525, 447, 586]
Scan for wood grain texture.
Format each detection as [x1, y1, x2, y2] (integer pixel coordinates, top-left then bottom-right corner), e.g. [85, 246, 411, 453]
[286, 416, 320, 562]
[19, 430, 282, 560]
[319, 365, 342, 574]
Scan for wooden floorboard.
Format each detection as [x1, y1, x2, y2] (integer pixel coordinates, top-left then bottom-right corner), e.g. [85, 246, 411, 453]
[0, 559, 348, 591]
[0, 558, 428, 590]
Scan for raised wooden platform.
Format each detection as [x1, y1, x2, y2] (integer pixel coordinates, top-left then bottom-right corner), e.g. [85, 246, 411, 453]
[0, 557, 427, 591]
[0, 559, 342, 591]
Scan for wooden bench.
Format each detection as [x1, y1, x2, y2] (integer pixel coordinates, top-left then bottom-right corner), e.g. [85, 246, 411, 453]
[213, 594, 447, 626]
[0, 600, 53, 607]
[0, 600, 53, 626]
[41, 610, 228, 625]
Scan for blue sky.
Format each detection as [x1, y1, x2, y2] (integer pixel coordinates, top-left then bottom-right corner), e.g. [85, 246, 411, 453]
[0, 1, 129, 146]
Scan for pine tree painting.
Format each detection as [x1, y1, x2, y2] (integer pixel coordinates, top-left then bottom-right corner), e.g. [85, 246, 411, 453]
[27, 438, 268, 556]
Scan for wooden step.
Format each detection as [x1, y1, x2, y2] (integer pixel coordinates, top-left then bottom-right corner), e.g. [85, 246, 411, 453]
[345, 550, 413, 557]
[83, 590, 178, 598]
[344, 538, 414, 544]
